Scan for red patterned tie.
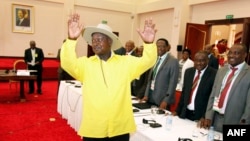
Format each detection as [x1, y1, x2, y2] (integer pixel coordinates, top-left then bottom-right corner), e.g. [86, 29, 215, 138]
[189, 71, 201, 104]
[218, 67, 238, 108]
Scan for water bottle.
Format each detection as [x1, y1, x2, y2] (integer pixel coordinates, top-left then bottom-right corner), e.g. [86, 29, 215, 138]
[207, 126, 214, 141]
[165, 113, 173, 131]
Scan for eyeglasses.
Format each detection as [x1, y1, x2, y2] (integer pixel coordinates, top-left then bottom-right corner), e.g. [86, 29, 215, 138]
[92, 37, 106, 44]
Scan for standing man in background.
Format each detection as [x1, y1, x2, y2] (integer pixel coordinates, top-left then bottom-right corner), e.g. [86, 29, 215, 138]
[204, 44, 219, 70]
[24, 40, 44, 94]
[142, 38, 179, 110]
[114, 40, 137, 56]
[57, 39, 74, 92]
[132, 45, 151, 99]
[124, 40, 137, 56]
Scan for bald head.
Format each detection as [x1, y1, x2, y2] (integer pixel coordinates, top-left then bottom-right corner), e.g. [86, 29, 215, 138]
[125, 40, 135, 53]
[30, 40, 36, 49]
[204, 44, 213, 54]
[194, 50, 209, 71]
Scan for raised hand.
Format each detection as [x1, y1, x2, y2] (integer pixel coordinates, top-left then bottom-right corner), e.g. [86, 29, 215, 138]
[137, 18, 157, 44]
[68, 13, 83, 40]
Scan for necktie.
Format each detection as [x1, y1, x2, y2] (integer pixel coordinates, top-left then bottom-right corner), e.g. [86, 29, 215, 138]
[189, 70, 201, 104]
[218, 67, 238, 108]
[152, 57, 161, 79]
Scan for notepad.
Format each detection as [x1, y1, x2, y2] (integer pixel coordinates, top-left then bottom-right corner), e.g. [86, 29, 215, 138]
[16, 70, 30, 76]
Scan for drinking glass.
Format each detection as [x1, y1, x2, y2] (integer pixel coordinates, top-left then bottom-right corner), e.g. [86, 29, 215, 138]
[150, 105, 158, 120]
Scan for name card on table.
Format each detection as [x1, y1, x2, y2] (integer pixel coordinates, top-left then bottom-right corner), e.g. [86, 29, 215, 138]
[16, 70, 30, 76]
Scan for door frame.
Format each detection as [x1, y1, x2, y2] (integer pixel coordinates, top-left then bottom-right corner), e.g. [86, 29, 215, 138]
[184, 17, 250, 64]
[205, 17, 250, 64]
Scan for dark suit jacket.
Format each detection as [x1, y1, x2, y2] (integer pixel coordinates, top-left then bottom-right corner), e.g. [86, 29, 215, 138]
[114, 47, 126, 55]
[145, 53, 179, 107]
[57, 49, 74, 80]
[132, 69, 150, 99]
[208, 54, 219, 70]
[129, 50, 137, 56]
[114, 47, 137, 56]
[176, 66, 217, 120]
[24, 47, 44, 71]
[16, 18, 30, 27]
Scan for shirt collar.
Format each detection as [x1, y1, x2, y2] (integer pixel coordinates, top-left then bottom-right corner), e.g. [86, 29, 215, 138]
[196, 65, 208, 75]
[228, 61, 245, 71]
[158, 52, 168, 60]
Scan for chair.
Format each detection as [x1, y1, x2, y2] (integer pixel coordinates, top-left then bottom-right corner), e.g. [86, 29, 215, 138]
[9, 60, 28, 90]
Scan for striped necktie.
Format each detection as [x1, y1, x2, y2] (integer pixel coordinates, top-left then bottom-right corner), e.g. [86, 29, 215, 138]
[218, 67, 238, 108]
[189, 70, 201, 104]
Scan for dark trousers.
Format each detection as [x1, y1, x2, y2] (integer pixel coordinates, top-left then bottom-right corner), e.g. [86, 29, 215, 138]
[148, 89, 170, 110]
[83, 134, 129, 141]
[28, 65, 42, 92]
[186, 109, 196, 121]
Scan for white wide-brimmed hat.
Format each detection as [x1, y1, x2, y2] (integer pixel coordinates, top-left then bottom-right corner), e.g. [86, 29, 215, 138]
[82, 21, 122, 49]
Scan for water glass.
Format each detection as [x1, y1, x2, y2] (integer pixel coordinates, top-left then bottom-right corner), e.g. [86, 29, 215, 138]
[150, 105, 158, 119]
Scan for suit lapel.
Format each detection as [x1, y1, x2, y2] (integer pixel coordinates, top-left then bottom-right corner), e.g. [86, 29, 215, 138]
[187, 68, 196, 91]
[228, 63, 248, 98]
[198, 67, 209, 89]
[215, 67, 228, 97]
[158, 53, 170, 73]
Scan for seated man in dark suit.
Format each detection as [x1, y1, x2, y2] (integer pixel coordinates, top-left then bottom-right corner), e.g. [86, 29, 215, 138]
[172, 50, 217, 121]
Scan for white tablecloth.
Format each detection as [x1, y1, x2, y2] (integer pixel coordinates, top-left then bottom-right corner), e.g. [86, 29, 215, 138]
[57, 80, 223, 141]
[57, 80, 83, 132]
[130, 109, 223, 141]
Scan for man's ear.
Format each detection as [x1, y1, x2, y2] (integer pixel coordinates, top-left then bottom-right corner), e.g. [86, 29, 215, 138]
[108, 38, 113, 46]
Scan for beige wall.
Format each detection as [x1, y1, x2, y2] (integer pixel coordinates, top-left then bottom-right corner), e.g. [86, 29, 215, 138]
[1, 0, 250, 58]
[1, 0, 65, 58]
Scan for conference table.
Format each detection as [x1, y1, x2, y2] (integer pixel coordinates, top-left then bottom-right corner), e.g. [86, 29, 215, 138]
[0, 70, 37, 102]
[57, 80, 83, 132]
[57, 80, 223, 141]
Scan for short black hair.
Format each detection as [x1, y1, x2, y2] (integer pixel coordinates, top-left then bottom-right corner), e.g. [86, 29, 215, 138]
[182, 48, 191, 55]
[157, 38, 169, 46]
[195, 50, 209, 59]
[233, 43, 248, 53]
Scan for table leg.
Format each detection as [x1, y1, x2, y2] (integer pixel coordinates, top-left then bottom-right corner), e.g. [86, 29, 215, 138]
[20, 80, 26, 102]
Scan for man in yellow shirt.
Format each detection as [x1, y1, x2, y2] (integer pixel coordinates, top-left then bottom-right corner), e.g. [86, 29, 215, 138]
[61, 13, 157, 141]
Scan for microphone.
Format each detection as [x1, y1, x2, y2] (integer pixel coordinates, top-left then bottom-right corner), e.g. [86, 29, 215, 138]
[143, 118, 162, 128]
[142, 118, 156, 124]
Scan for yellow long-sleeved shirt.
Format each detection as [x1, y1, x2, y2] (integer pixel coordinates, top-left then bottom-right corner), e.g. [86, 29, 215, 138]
[61, 39, 157, 138]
